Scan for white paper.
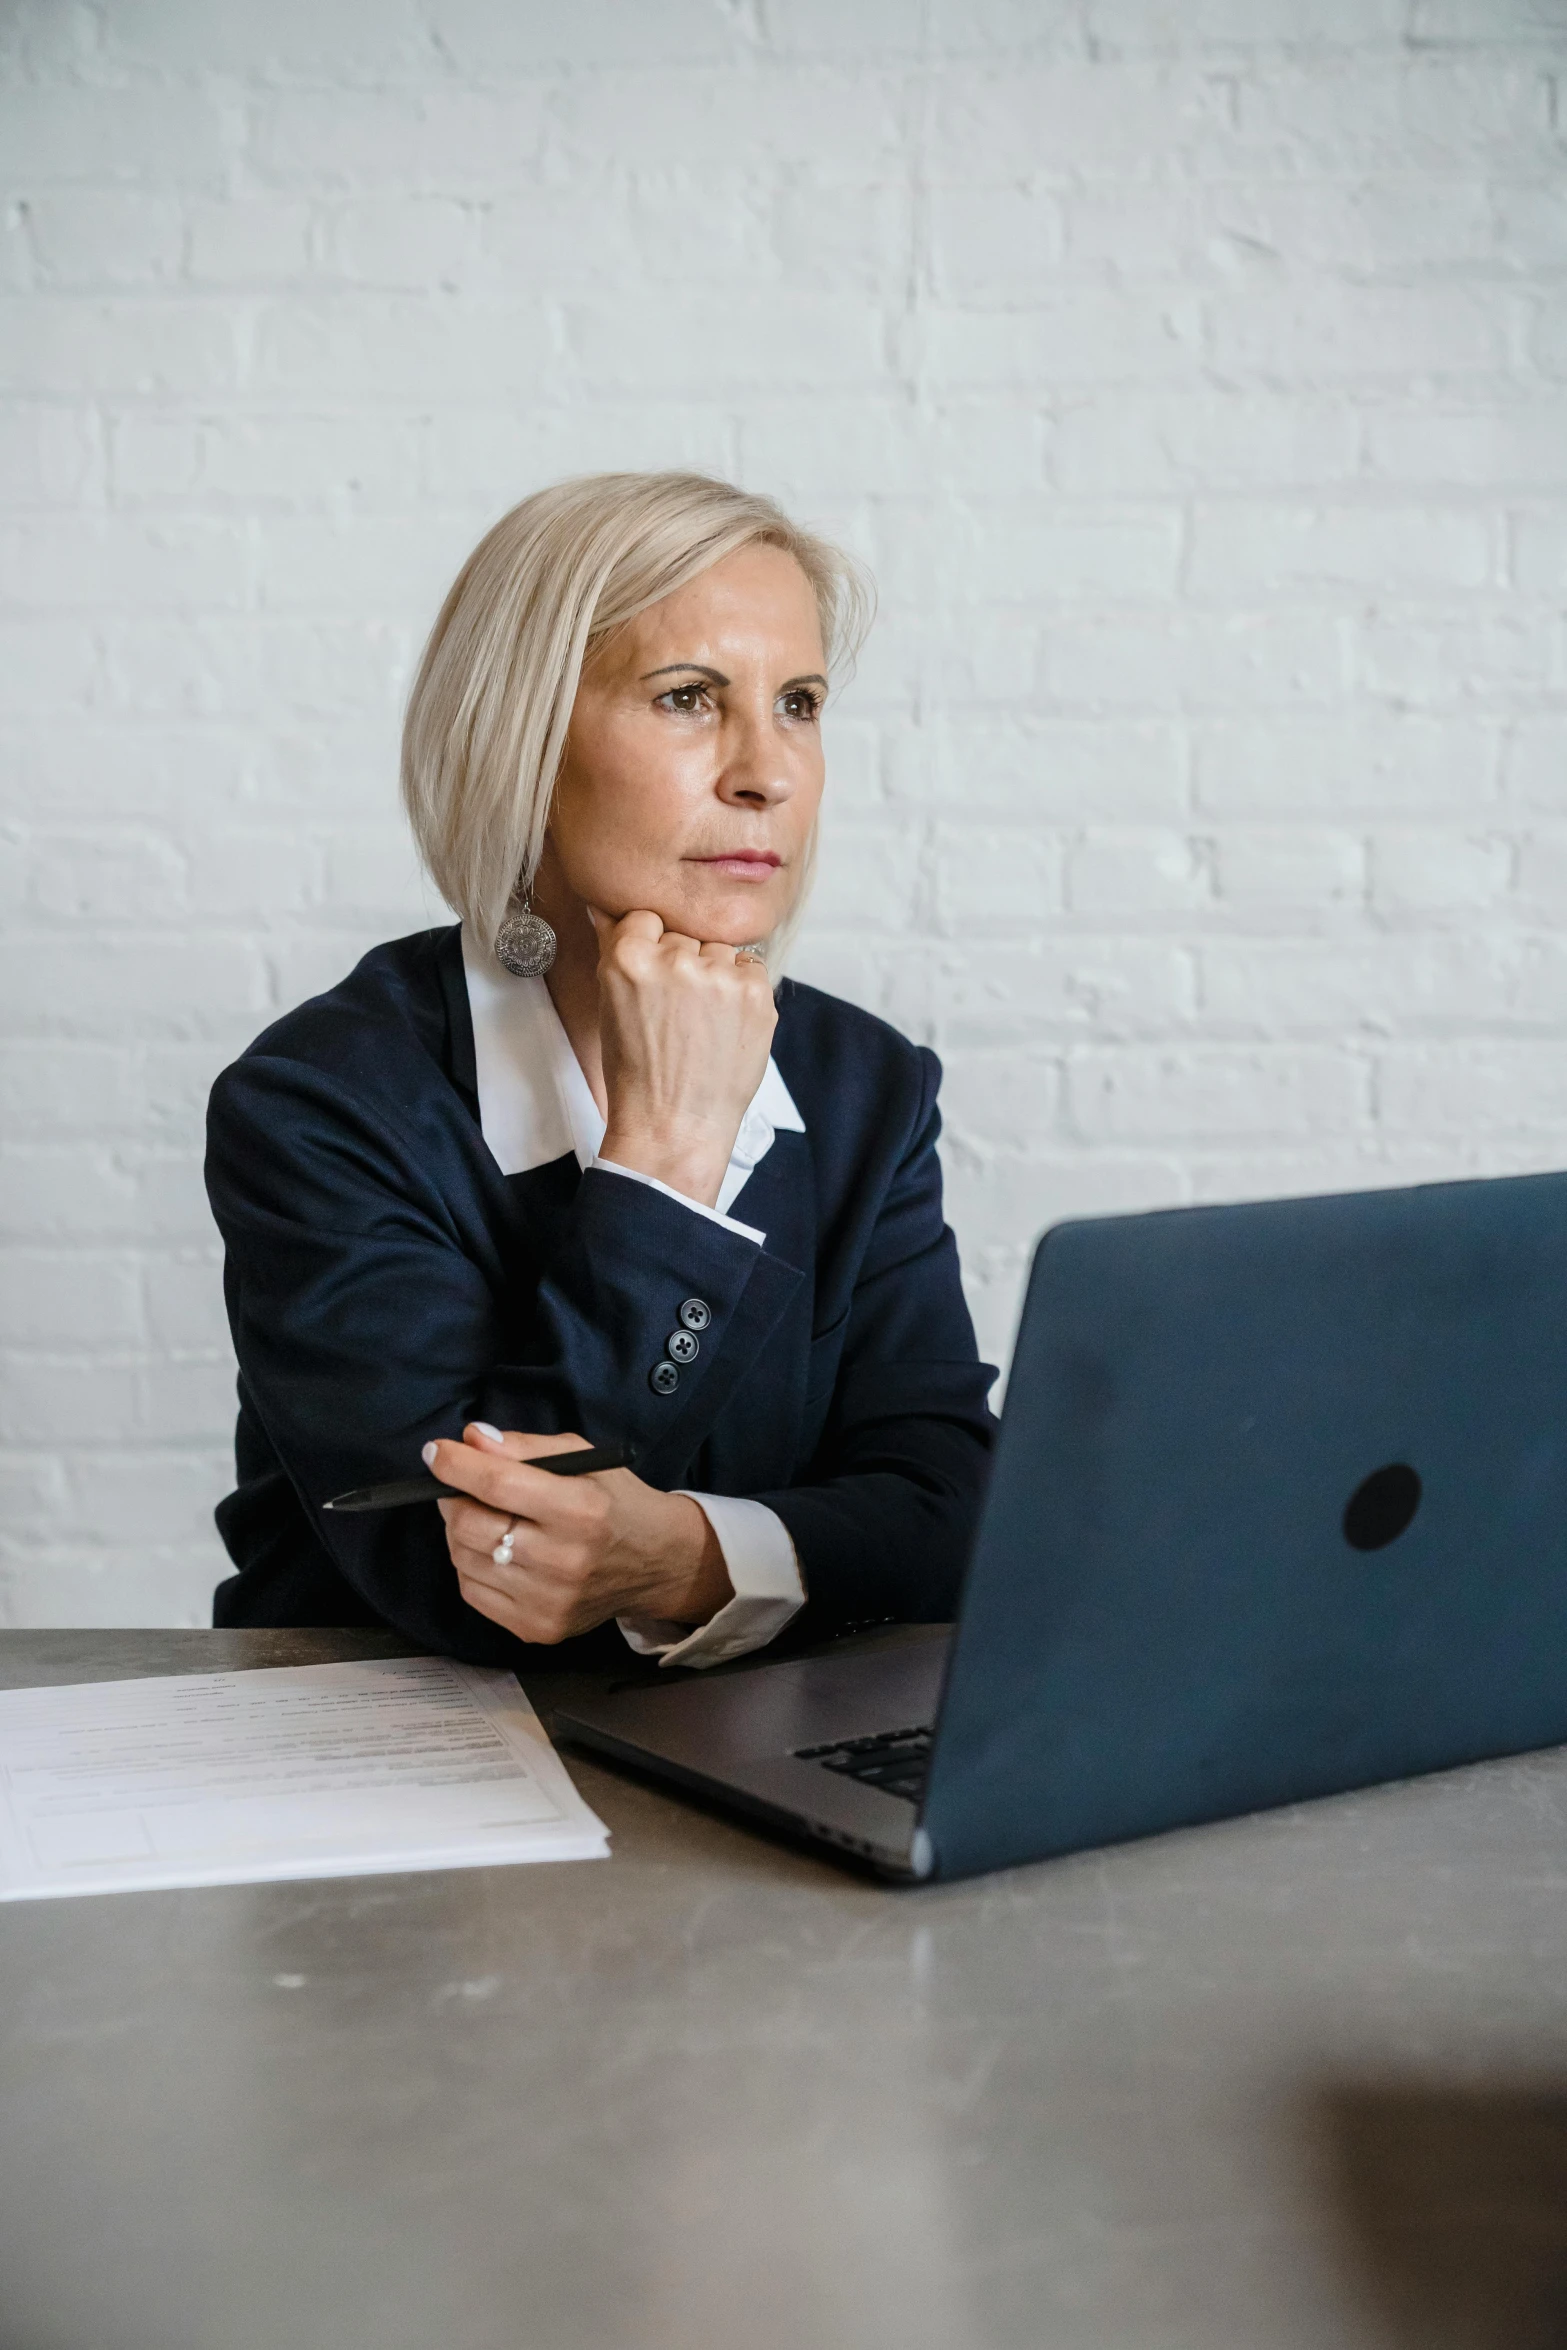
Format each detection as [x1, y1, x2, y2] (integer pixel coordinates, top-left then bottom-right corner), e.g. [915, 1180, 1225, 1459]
[0, 1656, 609, 1901]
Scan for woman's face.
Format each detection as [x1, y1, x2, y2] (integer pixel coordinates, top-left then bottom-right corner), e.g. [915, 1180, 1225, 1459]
[541, 542, 828, 948]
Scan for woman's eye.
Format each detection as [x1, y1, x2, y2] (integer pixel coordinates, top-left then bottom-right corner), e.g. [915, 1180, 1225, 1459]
[779, 688, 822, 723]
[655, 682, 711, 715]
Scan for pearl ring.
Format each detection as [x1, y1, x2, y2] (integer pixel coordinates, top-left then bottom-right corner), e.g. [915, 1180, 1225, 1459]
[493, 1520, 517, 1567]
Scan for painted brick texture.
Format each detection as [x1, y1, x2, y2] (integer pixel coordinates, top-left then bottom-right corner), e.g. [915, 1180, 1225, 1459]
[2, 0, 1565, 1625]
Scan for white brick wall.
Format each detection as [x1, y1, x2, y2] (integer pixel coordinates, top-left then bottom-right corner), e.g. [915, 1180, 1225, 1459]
[2, 0, 1565, 1627]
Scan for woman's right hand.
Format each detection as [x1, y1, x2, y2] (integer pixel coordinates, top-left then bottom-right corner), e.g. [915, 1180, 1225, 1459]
[591, 908, 777, 1208]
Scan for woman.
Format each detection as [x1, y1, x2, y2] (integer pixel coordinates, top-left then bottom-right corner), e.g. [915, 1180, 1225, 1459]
[206, 472, 995, 1672]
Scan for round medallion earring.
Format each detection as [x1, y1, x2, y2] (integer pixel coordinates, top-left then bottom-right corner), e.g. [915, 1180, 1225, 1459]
[494, 888, 557, 978]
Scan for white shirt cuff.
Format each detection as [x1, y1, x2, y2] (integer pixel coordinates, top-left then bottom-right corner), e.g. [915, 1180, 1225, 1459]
[590, 1156, 765, 1247]
[617, 1494, 806, 1670]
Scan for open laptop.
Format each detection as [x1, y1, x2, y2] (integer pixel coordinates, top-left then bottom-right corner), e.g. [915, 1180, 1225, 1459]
[554, 1169, 1567, 1884]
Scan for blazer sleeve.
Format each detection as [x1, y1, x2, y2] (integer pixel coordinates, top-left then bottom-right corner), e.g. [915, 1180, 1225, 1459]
[205, 1050, 803, 1660]
[751, 1047, 998, 1635]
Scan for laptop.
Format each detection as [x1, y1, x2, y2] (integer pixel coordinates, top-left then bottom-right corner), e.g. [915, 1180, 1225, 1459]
[554, 1169, 1567, 1884]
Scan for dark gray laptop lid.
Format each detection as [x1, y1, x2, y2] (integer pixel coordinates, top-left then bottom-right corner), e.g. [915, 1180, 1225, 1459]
[922, 1169, 1567, 1882]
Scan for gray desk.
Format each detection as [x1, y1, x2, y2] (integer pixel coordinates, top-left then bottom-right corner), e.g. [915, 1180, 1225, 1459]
[2, 1630, 1565, 2350]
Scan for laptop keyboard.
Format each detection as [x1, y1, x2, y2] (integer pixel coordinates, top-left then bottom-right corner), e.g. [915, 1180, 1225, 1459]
[794, 1724, 933, 1804]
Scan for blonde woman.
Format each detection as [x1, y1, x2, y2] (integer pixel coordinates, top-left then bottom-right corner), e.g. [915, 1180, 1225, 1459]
[206, 473, 995, 1671]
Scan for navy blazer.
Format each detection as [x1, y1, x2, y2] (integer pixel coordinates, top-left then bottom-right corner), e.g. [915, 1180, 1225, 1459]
[205, 925, 996, 1670]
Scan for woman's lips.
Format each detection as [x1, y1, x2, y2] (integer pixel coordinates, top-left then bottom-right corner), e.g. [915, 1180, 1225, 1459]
[692, 853, 781, 880]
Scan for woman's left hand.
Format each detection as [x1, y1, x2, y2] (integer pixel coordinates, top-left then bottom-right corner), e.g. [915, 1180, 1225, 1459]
[424, 1423, 732, 1644]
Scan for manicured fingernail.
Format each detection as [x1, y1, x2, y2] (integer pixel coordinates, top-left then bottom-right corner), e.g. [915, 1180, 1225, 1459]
[472, 1421, 503, 1444]
[422, 1441, 438, 1468]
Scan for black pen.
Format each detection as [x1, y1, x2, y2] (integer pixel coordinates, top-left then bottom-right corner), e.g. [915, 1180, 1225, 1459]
[323, 1443, 635, 1514]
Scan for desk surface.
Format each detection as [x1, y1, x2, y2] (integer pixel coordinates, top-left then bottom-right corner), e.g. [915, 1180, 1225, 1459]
[1, 1629, 1566, 2350]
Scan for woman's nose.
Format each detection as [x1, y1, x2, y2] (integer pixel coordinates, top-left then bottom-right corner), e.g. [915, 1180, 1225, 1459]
[717, 716, 792, 806]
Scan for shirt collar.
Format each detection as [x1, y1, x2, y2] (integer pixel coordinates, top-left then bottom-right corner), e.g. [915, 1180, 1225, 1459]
[460, 926, 804, 1217]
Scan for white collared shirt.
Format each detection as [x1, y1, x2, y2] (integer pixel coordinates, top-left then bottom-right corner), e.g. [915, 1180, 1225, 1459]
[461, 929, 807, 1668]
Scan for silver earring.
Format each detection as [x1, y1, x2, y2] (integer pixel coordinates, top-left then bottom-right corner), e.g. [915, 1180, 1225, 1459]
[494, 888, 557, 978]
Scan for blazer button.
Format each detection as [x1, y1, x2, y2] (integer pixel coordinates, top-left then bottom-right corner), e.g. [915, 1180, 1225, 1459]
[678, 1298, 711, 1332]
[648, 1361, 680, 1396]
[666, 1329, 700, 1365]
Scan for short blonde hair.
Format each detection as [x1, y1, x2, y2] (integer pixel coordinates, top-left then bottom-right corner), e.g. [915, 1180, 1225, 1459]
[401, 470, 873, 962]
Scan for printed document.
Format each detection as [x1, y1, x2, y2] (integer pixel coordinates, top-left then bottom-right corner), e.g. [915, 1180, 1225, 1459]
[0, 1656, 609, 1900]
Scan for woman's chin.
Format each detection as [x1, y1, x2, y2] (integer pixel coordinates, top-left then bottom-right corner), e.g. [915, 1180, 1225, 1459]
[662, 878, 791, 945]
